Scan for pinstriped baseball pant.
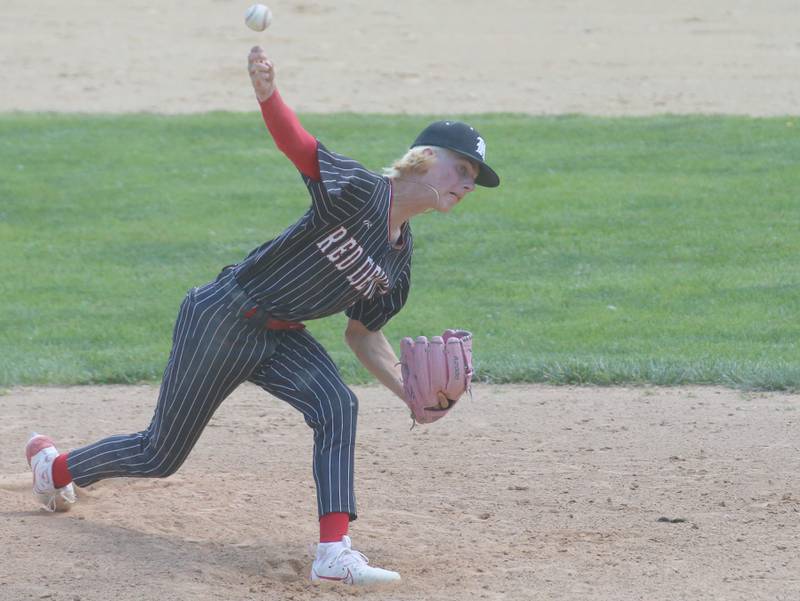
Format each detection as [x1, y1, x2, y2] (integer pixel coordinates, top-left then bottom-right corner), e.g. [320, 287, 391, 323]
[66, 270, 359, 520]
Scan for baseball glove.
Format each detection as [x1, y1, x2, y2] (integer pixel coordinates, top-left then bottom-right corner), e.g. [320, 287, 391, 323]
[399, 329, 473, 425]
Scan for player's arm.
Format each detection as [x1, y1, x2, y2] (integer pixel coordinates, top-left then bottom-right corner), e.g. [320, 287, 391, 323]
[345, 318, 405, 400]
[247, 46, 320, 180]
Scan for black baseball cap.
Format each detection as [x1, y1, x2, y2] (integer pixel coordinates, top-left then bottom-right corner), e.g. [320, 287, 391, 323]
[410, 120, 500, 188]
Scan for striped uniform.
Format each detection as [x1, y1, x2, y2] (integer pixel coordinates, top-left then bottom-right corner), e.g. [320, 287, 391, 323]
[66, 143, 413, 520]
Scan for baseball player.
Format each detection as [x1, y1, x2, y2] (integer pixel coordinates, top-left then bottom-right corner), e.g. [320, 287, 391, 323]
[25, 45, 500, 586]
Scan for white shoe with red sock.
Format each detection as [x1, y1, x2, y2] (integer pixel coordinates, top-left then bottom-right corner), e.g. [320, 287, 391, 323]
[311, 536, 401, 586]
[25, 433, 76, 512]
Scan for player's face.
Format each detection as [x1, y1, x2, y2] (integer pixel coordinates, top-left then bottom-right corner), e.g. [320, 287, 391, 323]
[424, 149, 479, 212]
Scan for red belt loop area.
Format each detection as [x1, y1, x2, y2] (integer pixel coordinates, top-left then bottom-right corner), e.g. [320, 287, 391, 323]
[266, 318, 305, 331]
[243, 306, 305, 331]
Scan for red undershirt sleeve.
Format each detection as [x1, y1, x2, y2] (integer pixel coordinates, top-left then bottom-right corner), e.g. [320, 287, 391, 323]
[259, 90, 321, 181]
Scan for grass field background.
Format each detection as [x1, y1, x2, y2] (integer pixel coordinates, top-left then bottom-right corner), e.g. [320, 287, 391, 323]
[1, 113, 798, 390]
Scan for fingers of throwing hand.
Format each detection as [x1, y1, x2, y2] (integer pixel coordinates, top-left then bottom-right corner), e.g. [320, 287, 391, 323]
[249, 45, 266, 59]
[250, 61, 273, 77]
[248, 47, 270, 67]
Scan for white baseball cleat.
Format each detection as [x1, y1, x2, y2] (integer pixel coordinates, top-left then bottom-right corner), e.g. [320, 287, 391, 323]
[311, 536, 401, 586]
[25, 433, 76, 512]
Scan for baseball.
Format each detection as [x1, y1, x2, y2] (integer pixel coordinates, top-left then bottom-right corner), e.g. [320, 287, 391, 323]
[245, 4, 272, 31]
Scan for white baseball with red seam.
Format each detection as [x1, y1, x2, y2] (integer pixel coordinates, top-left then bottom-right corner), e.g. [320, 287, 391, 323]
[245, 4, 272, 31]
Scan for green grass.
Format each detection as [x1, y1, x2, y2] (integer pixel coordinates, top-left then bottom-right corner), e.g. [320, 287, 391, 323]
[1, 113, 798, 390]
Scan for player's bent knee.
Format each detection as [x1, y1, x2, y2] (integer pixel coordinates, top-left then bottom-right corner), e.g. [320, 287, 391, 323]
[306, 388, 359, 433]
[138, 447, 190, 478]
[330, 388, 359, 425]
[154, 461, 183, 478]
[143, 460, 183, 479]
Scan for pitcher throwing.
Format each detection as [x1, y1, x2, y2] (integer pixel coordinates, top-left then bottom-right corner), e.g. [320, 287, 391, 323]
[25, 45, 500, 586]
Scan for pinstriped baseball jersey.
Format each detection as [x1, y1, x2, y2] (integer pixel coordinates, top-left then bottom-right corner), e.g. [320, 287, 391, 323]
[233, 143, 413, 331]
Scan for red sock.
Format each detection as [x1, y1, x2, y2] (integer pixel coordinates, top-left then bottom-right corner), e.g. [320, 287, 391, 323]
[319, 512, 349, 543]
[52, 453, 73, 489]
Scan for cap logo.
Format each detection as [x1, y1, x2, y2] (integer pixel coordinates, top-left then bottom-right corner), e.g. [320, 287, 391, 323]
[476, 136, 486, 160]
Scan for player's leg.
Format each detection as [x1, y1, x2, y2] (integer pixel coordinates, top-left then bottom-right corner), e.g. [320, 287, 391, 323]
[249, 329, 400, 585]
[250, 328, 358, 519]
[67, 279, 276, 485]
[32, 273, 277, 503]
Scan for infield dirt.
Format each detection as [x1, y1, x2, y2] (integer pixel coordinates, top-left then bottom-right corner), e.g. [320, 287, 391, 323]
[2, 0, 799, 115]
[2, 1, 799, 600]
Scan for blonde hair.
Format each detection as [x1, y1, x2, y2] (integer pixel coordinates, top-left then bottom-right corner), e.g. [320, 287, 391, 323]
[382, 145, 437, 179]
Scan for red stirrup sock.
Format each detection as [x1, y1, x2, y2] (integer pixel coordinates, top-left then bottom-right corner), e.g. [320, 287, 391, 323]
[319, 512, 350, 543]
[52, 453, 73, 489]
